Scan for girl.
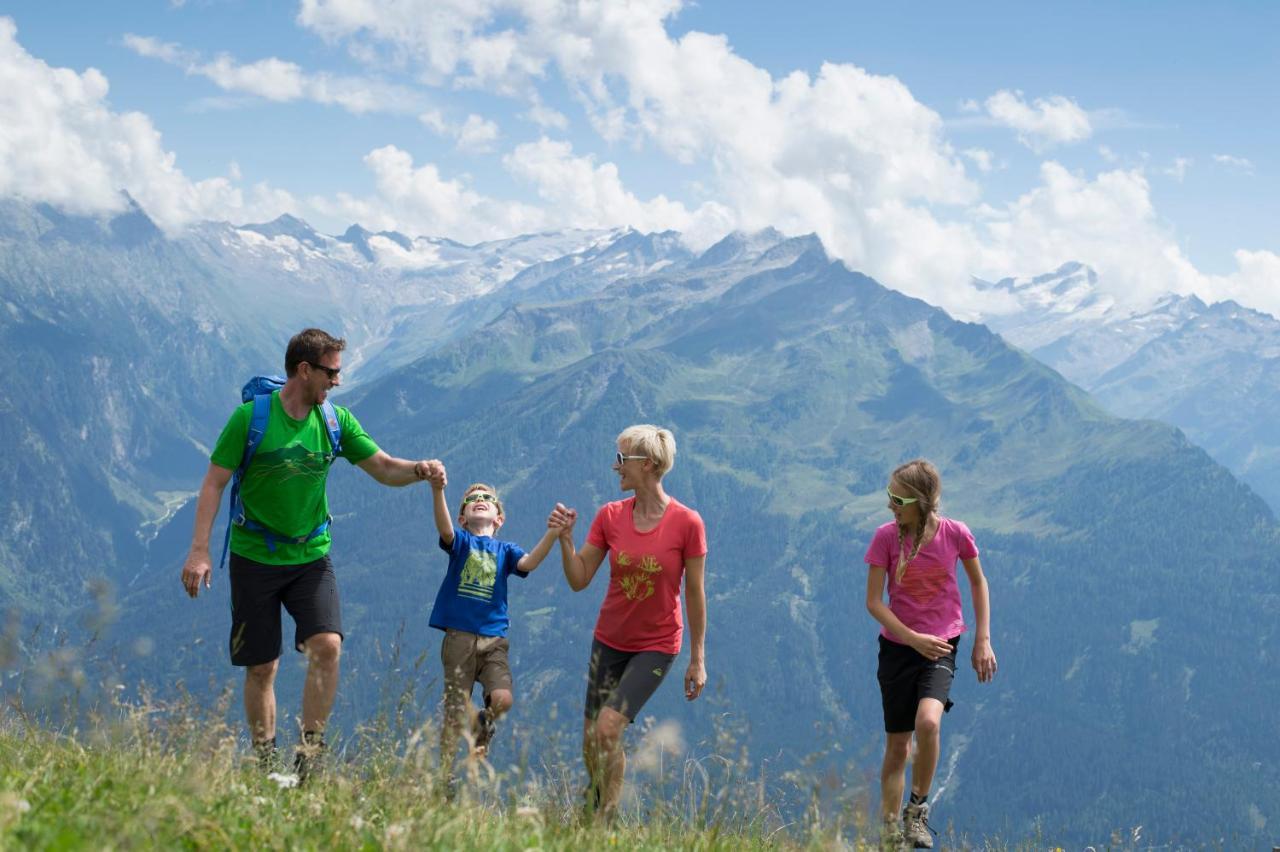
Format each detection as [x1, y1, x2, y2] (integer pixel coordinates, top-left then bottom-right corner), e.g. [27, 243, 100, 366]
[865, 459, 996, 849]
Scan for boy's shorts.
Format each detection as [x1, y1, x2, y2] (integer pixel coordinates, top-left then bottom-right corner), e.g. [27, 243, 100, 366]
[441, 629, 512, 707]
[584, 638, 676, 722]
[877, 635, 960, 733]
[228, 553, 343, 667]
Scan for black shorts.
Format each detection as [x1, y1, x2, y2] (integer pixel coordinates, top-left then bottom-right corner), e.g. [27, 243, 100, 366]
[584, 638, 676, 722]
[877, 635, 960, 733]
[228, 553, 344, 667]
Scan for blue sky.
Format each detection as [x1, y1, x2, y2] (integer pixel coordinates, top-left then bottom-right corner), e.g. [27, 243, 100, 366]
[1, 0, 1276, 316]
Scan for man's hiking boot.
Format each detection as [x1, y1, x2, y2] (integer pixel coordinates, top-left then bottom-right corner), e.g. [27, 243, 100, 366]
[252, 738, 283, 774]
[879, 819, 906, 851]
[293, 733, 327, 786]
[902, 802, 936, 849]
[472, 708, 497, 757]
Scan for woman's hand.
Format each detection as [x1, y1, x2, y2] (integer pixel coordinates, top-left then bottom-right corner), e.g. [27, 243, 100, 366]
[909, 632, 953, 661]
[971, 637, 997, 682]
[684, 658, 706, 701]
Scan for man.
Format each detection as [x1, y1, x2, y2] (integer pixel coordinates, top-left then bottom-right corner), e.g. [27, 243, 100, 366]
[180, 328, 430, 780]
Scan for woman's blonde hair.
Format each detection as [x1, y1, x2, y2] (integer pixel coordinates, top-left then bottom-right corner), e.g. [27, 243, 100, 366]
[457, 482, 503, 520]
[890, 459, 941, 583]
[617, 424, 677, 477]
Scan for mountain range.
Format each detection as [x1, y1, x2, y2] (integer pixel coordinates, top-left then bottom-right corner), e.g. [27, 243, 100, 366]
[1, 200, 1277, 847]
[976, 262, 1280, 512]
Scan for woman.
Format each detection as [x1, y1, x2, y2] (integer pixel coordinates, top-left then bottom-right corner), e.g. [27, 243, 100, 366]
[865, 459, 996, 849]
[551, 424, 708, 823]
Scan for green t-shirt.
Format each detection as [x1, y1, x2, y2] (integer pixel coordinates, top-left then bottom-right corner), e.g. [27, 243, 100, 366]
[210, 392, 380, 565]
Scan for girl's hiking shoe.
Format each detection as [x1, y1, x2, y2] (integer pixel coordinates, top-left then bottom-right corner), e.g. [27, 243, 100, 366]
[902, 802, 936, 848]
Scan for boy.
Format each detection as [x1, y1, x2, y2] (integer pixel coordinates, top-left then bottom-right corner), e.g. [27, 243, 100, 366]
[423, 461, 559, 779]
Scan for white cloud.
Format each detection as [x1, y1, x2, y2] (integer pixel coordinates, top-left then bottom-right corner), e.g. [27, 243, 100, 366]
[419, 110, 501, 153]
[523, 102, 568, 130]
[1163, 157, 1192, 182]
[123, 33, 422, 114]
[963, 148, 995, 173]
[503, 138, 732, 244]
[0, 18, 290, 232]
[1098, 144, 1119, 163]
[984, 90, 1092, 150]
[1213, 153, 1255, 173]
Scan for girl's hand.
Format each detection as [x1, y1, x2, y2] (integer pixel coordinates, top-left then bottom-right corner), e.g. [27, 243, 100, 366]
[909, 633, 953, 661]
[972, 638, 997, 682]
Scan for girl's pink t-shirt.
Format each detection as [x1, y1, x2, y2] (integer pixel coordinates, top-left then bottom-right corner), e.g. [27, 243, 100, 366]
[587, 497, 708, 654]
[864, 517, 978, 644]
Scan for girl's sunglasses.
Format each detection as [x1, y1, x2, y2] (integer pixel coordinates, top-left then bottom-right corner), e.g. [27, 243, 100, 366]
[886, 487, 918, 507]
[463, 492, 498, 505]
[616, 452, 649, 465]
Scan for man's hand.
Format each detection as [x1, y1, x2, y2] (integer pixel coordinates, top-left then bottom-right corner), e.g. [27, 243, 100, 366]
[684, 659, 706, 701]
[181, 550, 212, 598]
[419, 459, 447, 489]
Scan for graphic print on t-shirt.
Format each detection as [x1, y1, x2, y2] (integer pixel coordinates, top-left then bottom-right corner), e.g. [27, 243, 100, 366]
[248, 444, 329, 485]
[616, 551, 662, 601]
[458, 549, 498, 601]
[897, 562, 950, 604]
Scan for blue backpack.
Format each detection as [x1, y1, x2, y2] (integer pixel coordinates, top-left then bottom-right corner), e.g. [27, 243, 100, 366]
[219, 375, 343, 570]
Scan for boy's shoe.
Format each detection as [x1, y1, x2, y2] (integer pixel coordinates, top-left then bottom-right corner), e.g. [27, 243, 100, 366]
[472, 708, 497, 756]
[879, 819, 906, 851]
[902, 802, 936, 849]
[293, 735, 327, 786]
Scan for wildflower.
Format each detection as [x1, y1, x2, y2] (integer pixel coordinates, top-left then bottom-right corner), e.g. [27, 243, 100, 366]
[267, 771, 299, 789]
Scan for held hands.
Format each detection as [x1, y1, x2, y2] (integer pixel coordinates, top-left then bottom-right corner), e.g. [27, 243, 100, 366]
[417, 459, 446, 489]
[547, 502, 577, 536]
[181, 550, 212, 598]
[972, 637, 997, 683]
[684, 659, 706, 701]
[908, 632, 953, 662]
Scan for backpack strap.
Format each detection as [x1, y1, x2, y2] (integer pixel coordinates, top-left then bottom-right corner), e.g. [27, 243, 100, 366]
[318, 399, 343, 460]
[219, 393, 274, 572]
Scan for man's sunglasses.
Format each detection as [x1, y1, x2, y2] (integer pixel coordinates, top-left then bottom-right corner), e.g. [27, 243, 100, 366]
[886, 487, 919, 507]
[616, 452, 649, 465]
[463, 492, 499, 505]
[306, 361, 341, 379]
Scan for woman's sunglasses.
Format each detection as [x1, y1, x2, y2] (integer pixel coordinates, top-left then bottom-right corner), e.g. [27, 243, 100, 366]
[886, 487, 918, 507]
[615, 452, 649, 465]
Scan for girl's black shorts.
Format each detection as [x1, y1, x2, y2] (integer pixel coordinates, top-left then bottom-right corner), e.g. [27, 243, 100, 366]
[876, 635, 960, 733]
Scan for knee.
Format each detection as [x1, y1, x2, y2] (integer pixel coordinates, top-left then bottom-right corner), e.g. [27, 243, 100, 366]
[487, 689, 513, 716]
[914, 714, 940, 739]
[594, 712, 626, 747]
[885, 735, 911, 765]
[304, 633, 342, 666]
[246, 660, 278, 688]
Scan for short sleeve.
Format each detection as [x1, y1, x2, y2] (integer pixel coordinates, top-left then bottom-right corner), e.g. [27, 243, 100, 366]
[209, 403, 251, 470]
[683, 509, 708, 558]
[505, 541, 530, 578]
[336, 406, 381, 465]
[441, 525, 467, 555]
[586, 505, 611, 551]
[864, 526, 894, 569]
[954, 521, 979, 560]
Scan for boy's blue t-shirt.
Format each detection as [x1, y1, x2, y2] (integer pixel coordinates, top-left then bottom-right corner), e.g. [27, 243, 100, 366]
[429, 525, 529, 637]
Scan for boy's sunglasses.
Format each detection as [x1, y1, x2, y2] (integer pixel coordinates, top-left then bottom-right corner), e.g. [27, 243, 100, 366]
[463, 492, 498, 505]
[616, 452, 649, 465]
[886, 487, 918, 507]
